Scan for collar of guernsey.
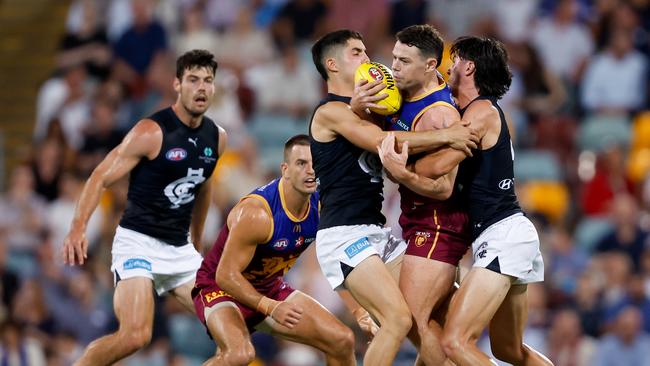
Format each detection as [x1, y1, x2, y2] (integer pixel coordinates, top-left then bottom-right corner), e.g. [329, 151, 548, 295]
[386, 79, 456, 131]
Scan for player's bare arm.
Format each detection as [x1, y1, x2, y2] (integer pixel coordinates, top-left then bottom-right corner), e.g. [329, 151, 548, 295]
[62, 120, 162, 265]
[379, 133, 455, 200]
[413, 100, 498, 179]
[215, 198, 304, 329]
[379, 105, 460, 199]
[312, 102, 478, 156]
[190, 127, 228, 251]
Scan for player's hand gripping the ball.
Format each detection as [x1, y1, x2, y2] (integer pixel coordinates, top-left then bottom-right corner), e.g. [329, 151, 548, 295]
[62, 227, 89, 265]
[350, 79, 388, 116]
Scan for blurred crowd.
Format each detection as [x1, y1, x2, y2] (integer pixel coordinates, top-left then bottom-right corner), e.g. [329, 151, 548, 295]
[1, 0, 650, 365]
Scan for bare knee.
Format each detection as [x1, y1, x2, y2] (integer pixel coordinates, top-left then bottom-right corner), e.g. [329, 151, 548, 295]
[118, 326, 152, 354]
[325, 327, 355, 356]
[441, 329, 466, 360]
[222, 343, 255, 366]
[383, 304, 412, 338]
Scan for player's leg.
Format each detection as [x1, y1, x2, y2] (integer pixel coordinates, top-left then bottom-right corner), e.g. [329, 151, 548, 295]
[488, 284, 554, 366]
[203, 304, 256, 366]
[345, 255, 412, 366]
[400, 254, 456, 365]
[169, 280, 197, 313]
[263, 291, 355, 366]
[440, 267, 512, 366]
[75, 277, 155, 366]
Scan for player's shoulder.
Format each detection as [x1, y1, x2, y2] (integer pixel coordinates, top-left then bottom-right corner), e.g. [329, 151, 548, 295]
[465, 99, 498, 121]
[228, 195, 274, 234]
[313, 101, 352, 124]
[125, 119, 163, 142]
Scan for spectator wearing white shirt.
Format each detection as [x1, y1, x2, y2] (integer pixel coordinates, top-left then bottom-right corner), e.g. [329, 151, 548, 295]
[581, 29, 647, 115]
[531, 0, 594, 83]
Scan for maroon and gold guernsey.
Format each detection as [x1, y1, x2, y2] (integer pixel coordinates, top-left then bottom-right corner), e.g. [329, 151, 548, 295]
[193, 178, 319, 329]
[386, 81, 471, 265]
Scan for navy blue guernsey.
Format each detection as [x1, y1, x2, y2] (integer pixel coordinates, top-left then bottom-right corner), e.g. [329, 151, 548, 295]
[457, 96, 521, 240]
[309, 93, 385, 230]
[120, 107, 220, 246]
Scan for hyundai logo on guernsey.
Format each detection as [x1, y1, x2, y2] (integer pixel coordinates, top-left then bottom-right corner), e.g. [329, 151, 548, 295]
[273, 239, 289, 250]
[166, 148, 187, 161]
[498, 178, 514, 190]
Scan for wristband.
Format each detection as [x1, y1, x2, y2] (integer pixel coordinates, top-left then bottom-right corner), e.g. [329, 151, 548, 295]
[256, 296, 280, 316]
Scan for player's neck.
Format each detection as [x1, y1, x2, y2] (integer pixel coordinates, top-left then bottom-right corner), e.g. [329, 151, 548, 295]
[327, 78, 353, 98]
[456, 83, 480, 109]
[172, 103, 203, 129]
[281, 180, 310, 218]
[404, 74, 441, 100]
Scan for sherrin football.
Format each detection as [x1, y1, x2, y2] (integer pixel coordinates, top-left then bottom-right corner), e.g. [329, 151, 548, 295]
[354, 62, 402, 115]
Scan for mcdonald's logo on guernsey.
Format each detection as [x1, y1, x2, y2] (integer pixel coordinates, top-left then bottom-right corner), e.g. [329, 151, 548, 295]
[293, 224, 301, 233]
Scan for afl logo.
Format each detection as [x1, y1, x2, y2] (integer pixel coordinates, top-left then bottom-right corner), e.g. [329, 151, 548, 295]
[368, 67, 384, 81]
[166, 148, 187, 161]
[273, 239, 289, 250]
[498, 178, 514, 190]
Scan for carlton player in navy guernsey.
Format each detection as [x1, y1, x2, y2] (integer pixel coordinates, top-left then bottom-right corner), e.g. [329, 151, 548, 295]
[431, 37, 552, 366]
[192, 136, 356, 366]
[62, 50, 227, 366]
[310, 30, 479, 366]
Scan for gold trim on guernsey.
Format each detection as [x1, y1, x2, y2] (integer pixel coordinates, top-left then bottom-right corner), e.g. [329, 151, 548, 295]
[406, 81, 448, 102]
[278, 179, 311, 222]
[427, 209, 441, 259]
[411, 101, 457, 131]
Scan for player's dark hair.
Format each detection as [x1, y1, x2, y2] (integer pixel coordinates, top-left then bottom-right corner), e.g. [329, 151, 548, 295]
[284, 134, 310, 162]
[450, 36, 512, 99]
[312, 29, 364, 81]
[396, 24, 444, 65]
[176, 49, 218, 79]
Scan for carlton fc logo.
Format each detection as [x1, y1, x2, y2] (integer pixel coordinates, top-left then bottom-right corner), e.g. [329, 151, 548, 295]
[165, 148, 187, 161]
[273, 239, 289, 250]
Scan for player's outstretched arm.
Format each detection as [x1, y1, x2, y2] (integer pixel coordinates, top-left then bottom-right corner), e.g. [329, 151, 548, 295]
[62, 120, 162, 266]
[216, 198, 304, 329]
[313, 102, 478, 158]
[190, 127, 228, 252]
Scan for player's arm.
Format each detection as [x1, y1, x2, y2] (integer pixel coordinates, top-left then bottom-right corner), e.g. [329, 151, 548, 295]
[379, 133, 455, 200]
[379, 106, 459, 199]
[313, 103, 478, 157]
[414, 101, 495, 178]
[215, 199, 303, 329]
[63, 120, 162, 265]
[190, 127, 228, 251]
